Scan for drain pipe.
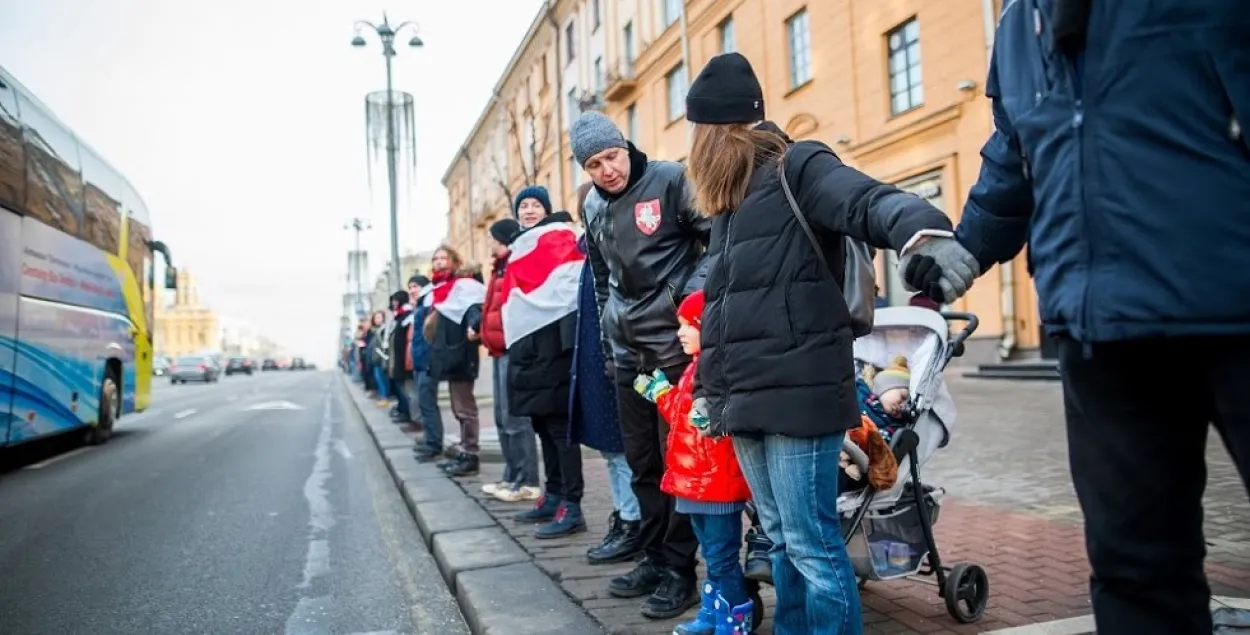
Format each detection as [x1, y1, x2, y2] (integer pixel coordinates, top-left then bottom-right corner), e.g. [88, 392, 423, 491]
[982, 0, 1016, 361]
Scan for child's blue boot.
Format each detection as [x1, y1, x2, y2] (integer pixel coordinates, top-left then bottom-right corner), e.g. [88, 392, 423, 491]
[671, 579, 721, 635]
[714, 594, 755, 634]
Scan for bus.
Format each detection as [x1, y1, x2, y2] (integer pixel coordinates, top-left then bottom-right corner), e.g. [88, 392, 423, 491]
[1, 65, 175, 449]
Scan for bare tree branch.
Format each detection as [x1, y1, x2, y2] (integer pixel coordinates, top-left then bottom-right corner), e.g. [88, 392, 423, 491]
[488, 151, 512, 203]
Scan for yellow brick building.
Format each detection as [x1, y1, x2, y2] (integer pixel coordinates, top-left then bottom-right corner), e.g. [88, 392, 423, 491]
[442, 0, 1041, 361]
[153, 270, 220, 359]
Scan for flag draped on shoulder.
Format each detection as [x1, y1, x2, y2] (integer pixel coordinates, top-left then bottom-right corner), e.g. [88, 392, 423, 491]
[501, 220, 586, 348]
[422, 275, 485, 325]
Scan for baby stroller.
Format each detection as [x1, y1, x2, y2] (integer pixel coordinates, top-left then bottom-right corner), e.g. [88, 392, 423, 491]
[746, 307, 990, 624]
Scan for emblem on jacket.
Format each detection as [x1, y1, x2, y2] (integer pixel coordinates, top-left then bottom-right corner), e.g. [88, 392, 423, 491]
[634, 199, 662, 236]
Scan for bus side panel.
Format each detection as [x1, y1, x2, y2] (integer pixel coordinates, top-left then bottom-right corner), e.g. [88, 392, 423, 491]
[0, 208, 20, 448]
[6, 218, 134, 444]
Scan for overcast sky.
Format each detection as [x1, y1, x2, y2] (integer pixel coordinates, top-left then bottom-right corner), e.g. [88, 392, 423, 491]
[0, 0, 545, 365]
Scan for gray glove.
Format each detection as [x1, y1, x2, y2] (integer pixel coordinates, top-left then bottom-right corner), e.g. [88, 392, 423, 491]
[898, 237, 980, 304]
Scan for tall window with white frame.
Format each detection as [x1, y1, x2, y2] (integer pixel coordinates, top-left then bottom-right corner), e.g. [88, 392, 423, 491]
[666, 63, 687, 122]
[786, 8, 812, 89]
[565, 21, 577, 65]
[887, 19, 923, 115]
[719, 16, 735, 54]
[662, 0, 681, 28]
[623, 22, 635, 73]
[571, 154, 582, 187]
[627, 103, 639, 143]
[594, 57, 605, 95]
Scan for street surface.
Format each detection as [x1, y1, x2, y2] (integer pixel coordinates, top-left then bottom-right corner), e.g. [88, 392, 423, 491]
[0, 371, 463, 635]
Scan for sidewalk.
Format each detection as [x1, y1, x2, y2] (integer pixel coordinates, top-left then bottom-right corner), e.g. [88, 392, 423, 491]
[345, 371, 1250, 635]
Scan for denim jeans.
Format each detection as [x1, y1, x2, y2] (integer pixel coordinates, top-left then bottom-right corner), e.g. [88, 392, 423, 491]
[733, 433, 863, 635]
[690, 512, 748, 607]
[373, 366, 389, 399]
[601, 451, 641, 521]
[415, 371, 443, 453]
[494, 355, 539, 486]
[394, 378, 410, 419]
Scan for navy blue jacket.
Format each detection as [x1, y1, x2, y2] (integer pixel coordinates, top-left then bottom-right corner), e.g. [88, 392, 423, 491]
[409, 299, 431, 374]
[956, 0, 1250, 342]
[569, 248, 625, 453]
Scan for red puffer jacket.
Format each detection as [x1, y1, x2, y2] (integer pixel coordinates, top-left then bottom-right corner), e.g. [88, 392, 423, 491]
[656, 355, 751, 504]
[480, 255, 508, 357]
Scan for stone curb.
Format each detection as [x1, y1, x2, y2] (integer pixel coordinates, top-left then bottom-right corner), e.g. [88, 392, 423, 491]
[981, 596, 1250, 635]
[340, 373, 605, 635]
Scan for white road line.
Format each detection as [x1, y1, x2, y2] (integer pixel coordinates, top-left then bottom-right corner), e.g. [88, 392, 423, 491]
[26, 446, 92, 469]
[332, 439, 352, 460]
[173, 409, 197, 419]
[287, 393, 337, 635]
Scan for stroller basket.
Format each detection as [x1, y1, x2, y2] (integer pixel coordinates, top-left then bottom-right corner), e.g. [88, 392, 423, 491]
[844, 484, 943, 581]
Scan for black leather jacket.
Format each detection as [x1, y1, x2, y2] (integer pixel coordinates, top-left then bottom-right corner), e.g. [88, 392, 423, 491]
[583, 144, 712, 371]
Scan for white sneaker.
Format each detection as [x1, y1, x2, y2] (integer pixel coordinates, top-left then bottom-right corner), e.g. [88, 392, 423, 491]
[494, 485, 542, 502]
[481, 481, 510, 495]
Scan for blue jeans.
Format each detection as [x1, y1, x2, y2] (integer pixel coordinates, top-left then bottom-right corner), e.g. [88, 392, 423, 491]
[494, 355, 539, 486]
[733, 433, 863, 635]
[415, 371, 443, 453]
[373, 366, 389, 399]
[690, 512, 748, 607]
[601, 451, 641, 521]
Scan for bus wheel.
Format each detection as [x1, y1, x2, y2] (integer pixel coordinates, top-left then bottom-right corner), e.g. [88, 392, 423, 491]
[87, 371, 120, 445]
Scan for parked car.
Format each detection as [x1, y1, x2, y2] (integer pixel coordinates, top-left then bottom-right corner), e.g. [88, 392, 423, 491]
[262, 359, 278, 371]
[170, 356, 220, 384]
[153, 357, 171, 376]
[225, 357, 254, 376]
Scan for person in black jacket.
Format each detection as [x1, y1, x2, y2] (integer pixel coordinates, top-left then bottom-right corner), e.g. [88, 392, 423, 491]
[387, 290, 415, 425]
[572, 110, 710, 619]
[685, 53, 958, 634]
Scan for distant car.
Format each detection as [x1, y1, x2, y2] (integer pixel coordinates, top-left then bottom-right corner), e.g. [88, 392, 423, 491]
[170, 356, 220, 384]
[262, 359, 278, 371]
[291, 357, 307, 370]
[224, 357, 254, 376]
[153, 357, 171, 376]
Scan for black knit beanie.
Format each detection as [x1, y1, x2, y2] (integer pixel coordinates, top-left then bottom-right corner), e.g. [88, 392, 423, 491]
[489, 217, 522, 246]
[686, 52, 765, 125]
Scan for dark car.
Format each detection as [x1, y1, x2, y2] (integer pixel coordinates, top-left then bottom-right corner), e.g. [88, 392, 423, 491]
[170, 356, 220, 384]
[262, 359, 278, 371]
[225, 357, 253, 376]
[291, 357, 307, 370]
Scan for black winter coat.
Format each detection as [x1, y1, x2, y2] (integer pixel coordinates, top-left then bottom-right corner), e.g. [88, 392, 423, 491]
[428, 305, 482, 383]
[509, 313, 577, 419]
[696, 133, 952, 438]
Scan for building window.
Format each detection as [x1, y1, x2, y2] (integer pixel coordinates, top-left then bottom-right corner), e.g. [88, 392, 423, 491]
[627, 103, 639, 143]
[887, 19, 923, 114]
[662, 0, 681, 28]
[565, 21, 576, 65]
[567, 88, 580, 120]
[591, 0, 601, 31]
[570, 154, 582, 187]
[719, 16, 735, 53]
[786, 9, 812, 89]
[594, 57, 605, 94]
[666, 63, 687, 122]
[623, 22, 635, 71]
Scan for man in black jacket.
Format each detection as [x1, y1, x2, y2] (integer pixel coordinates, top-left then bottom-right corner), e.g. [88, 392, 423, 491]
[572, 110, 712, 619]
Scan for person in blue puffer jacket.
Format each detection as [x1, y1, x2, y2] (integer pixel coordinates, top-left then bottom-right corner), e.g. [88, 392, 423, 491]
[898, 2, 1250, 634]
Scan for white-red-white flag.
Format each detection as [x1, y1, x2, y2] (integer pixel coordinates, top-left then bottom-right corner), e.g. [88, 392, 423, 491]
[501, 221, 586, 348]
[422, 276, 486, 325]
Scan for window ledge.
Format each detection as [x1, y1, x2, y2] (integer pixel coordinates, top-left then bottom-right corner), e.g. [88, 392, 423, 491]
[665, 113, 687, 130]
[784, 79, 814, 99]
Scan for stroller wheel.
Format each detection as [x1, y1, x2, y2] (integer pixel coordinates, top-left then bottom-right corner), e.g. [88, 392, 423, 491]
[943, 563, 989, 623]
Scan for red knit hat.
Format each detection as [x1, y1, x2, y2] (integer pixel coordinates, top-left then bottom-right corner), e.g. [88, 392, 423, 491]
[677, 290, 705, 328]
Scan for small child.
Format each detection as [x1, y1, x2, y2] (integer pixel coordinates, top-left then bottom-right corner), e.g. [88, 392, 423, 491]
[859, 355, 912, 442]
[634, 290, 758, 634]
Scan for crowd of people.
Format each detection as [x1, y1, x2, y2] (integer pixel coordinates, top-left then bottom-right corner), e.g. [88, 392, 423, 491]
[341, 2, 1250, 630]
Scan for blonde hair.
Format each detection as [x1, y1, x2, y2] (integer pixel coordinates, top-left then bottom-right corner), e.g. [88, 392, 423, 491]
[433, 243, 464, 271]
[688, 122, 788, 217]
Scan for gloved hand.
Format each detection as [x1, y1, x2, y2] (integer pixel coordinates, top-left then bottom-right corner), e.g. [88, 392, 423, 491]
[633, 370, 672, 403]
[898, 237, 980, 304]
[689, 397, 710, 435]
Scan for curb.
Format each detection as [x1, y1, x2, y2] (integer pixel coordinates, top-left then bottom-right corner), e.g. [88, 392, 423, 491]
[981, 596, 1250, 635]
[341, 373, 606, 635]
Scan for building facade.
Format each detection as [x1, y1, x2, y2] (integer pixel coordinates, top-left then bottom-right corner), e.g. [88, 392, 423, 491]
[442, 0, 1039, 361]
[154, 270, 221, 359]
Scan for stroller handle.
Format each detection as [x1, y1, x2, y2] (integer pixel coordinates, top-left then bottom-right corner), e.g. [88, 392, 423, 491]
[939, 311, 979, 363]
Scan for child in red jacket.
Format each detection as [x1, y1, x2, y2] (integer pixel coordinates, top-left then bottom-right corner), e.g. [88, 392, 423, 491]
[634, 290, 758, 634]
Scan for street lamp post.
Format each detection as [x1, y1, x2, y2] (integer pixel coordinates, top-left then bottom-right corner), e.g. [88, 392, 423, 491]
[344, 217, 371, 318]
[352, 13, 423, 292]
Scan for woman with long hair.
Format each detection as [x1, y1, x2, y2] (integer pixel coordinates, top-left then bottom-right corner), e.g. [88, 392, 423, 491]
[683, 53, 969, 634]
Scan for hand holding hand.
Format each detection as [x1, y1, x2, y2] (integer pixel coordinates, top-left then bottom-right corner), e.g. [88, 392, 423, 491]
[633, 370, 672, 403]
[898, 237, 980, 304]
[466, 327, 479, 341]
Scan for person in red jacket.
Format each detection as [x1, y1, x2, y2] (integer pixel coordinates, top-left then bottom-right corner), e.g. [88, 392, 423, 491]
[634, 290, 759, 634]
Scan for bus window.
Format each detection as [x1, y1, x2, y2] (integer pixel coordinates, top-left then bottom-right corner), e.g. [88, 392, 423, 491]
[127, 215, 153, 334]
[0, 73, 23, 212]
[16, 90, 83, 235]
[81, 147, 123, 254]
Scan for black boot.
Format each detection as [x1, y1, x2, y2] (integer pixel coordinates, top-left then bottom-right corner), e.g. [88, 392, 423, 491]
[446, 453, 480, 477]
[607, 558, 665, 599]
[641, 568, 699, 620]
[437, 452, 464, 471]
[588, 513, 643, 565]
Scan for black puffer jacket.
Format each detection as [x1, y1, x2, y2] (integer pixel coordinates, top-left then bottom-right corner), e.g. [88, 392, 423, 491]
[427, 291, 483, 383]
[583, 144, 712, 371]
[696, 129, 952, 438]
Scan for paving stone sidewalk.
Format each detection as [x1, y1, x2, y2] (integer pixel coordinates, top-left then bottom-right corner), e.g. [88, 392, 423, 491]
[355, 371, 1250, 634]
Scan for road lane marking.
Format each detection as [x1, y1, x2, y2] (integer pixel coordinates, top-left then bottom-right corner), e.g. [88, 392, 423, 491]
[26, 447, 92, 469]
[333, 439, 352, 460]
[173, 409, 197, 419]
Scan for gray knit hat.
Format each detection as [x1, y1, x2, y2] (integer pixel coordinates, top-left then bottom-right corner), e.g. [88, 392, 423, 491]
[570, 111, 628, 166]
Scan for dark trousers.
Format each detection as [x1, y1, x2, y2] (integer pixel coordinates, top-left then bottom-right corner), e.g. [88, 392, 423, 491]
[533, 415, 584, 503]
[1058, 336, 1250, 635]
[615, 363, 699, 576]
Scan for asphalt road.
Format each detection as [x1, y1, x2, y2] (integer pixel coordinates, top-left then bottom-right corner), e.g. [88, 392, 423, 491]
[0, 371, 457, 635]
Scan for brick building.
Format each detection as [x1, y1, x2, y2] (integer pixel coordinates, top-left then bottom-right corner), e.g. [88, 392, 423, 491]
[441, 0, 1041, 361]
